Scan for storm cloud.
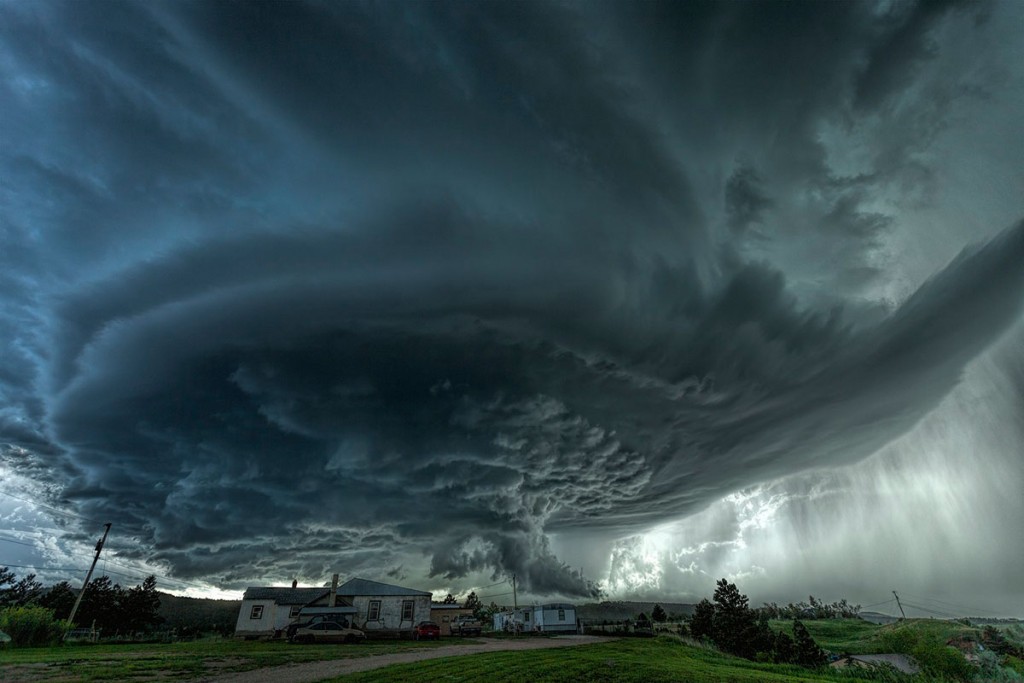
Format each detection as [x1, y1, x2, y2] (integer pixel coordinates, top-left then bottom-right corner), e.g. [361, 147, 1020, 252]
[1, 0, 1022, 602]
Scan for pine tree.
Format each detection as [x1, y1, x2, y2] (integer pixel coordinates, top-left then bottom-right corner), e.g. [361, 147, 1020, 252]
[712, 579, 757, 658]
[689, 598, 715, 641]
[442, 593, 458, 605]
[121, 576, 162, 633]
[38, 581, 76, 620]
[651, 604, 667, 623]
[0, 571, 43, 607]
[772, 630, 796, 664]
[463, 591, 482, 618]
[792, 620, 827, 668]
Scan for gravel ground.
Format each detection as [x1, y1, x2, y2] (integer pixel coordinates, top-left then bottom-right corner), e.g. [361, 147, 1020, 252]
[193, 635, 614, 683]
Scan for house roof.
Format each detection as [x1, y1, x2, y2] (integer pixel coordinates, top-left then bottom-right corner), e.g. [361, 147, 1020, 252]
[431, 603, 466, 610]
[242, 587, 329, 605]
[337, 577, 431, 597]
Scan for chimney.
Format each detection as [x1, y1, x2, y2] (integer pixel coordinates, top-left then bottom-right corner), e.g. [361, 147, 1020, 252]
[292, 579, 297, 589]
[329, 573, 339, 607]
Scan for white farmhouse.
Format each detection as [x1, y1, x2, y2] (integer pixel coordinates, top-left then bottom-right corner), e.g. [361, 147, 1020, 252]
[234, 587, 329, 638]
[334, 577, 432, 634]
[235, 577, 432, 639]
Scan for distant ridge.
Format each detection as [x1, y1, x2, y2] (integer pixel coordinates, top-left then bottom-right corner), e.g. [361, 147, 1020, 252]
[576, 600, 696, 623]
[157, 592, 241, 634]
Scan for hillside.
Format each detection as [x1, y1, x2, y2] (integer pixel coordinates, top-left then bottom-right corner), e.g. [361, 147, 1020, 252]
[157, 592, 241, 635]
[576, 600, 695, 623]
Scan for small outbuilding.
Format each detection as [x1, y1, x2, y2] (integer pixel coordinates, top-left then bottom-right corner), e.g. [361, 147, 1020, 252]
[430, 603, 474, 636]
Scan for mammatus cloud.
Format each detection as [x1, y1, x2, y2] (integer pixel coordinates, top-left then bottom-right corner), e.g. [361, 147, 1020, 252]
[1, 1, 1022, 600]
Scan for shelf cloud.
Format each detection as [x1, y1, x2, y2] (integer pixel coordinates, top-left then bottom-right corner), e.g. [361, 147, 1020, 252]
[1, 0, 1022, 603]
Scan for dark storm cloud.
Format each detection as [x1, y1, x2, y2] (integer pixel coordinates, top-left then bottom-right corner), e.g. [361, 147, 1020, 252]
[1, 0, 1021, 596]
[724, 166, 773, 236]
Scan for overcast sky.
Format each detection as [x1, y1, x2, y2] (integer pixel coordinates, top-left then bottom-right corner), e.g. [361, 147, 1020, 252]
[1, 0, 1022, 615]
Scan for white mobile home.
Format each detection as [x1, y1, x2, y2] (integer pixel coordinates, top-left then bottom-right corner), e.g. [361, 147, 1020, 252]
[493, 603, 578, 633]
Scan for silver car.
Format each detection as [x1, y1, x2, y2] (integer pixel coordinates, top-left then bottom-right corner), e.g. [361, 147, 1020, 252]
[290, 621, 366, 644]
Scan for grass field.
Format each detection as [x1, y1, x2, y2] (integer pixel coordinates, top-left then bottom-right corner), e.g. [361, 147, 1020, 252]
[3, 619, 1019, 682]
[770, 619, 886, 654]
[332, 637, 891, 683]
[0, 637, 479, 682]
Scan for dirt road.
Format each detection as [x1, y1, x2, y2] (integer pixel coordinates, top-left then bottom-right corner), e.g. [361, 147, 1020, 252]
[194, 635, 613, 683]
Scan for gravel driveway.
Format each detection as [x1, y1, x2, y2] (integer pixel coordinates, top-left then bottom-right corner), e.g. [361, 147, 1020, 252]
[194, 635, 614, 683]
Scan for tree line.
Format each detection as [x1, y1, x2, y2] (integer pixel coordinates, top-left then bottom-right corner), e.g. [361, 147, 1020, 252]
[757, 596, 862, 620]
[1, 566, 162, 646]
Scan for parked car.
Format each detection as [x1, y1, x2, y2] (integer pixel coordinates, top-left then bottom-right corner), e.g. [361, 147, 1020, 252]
[290, 621, 366, 644]
[413, 621, 441, 640]
[286, 612, 355, 640]
[449, 615, 483, 636]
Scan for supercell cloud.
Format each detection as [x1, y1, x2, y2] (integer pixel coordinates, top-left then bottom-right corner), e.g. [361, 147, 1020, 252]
[1, 1, 1023, 605]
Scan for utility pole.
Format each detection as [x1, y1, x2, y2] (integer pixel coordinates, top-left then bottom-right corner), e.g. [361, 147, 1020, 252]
[892, 591, 906, 620]
[66, 523, 111, 634]
[512, 574, 517, 612]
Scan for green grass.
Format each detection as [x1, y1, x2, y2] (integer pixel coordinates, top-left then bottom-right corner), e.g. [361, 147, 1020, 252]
[770, 619, 885, 654]
[0, 637, 481, 682]
[769, 618, 987, 656]
[331, 637, 894, 683]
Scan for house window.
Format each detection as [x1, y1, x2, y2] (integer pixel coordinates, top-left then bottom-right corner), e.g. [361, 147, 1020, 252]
[558, 609, 565, 621]
[289, 607, 301, 618]
[401, 600, 414, 621]
[523, 612, 530, 621]
[250, 605, 264, 620]
[367, 600, 381, 621]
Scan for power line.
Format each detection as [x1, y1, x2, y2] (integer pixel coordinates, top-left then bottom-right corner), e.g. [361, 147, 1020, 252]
[0, 536, 39, 548]
[902, 593, 988, 616]
[861, 598, 897, 609]
[0, 489, 105, 525]
[0, 490, 214, 593]
[0, 558, 209, 593]
[479, 590, 514, 599]
[901, 601, 960, 620]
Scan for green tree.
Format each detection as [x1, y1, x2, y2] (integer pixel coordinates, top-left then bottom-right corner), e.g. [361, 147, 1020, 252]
[712, 579, 758, 658]
[689, 599, 714, 641]
[651, 604, 667, 623]
[120, 576, 162, 633]
[463, 591, 482, 618]
[442, 593, 458, 605]
[0, 569, 43, 607]
[792, 620, 827, 668]
[75, 576, 122, 632]
[38, 582, 76, 621]
[772, 629, 796, 664]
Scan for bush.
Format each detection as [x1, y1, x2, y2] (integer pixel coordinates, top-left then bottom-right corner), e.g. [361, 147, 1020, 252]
[0, 606, 68, 647]
[879, 626, 919, 654]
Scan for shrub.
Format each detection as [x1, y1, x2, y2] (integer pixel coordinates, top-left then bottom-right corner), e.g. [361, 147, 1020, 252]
[879, 625, 918, 654]
[0, 605, 68, 647]
[910, 641, 973, 682]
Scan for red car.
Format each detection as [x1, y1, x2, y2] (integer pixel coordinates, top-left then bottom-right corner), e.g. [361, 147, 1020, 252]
[413, 621, 441, 640]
